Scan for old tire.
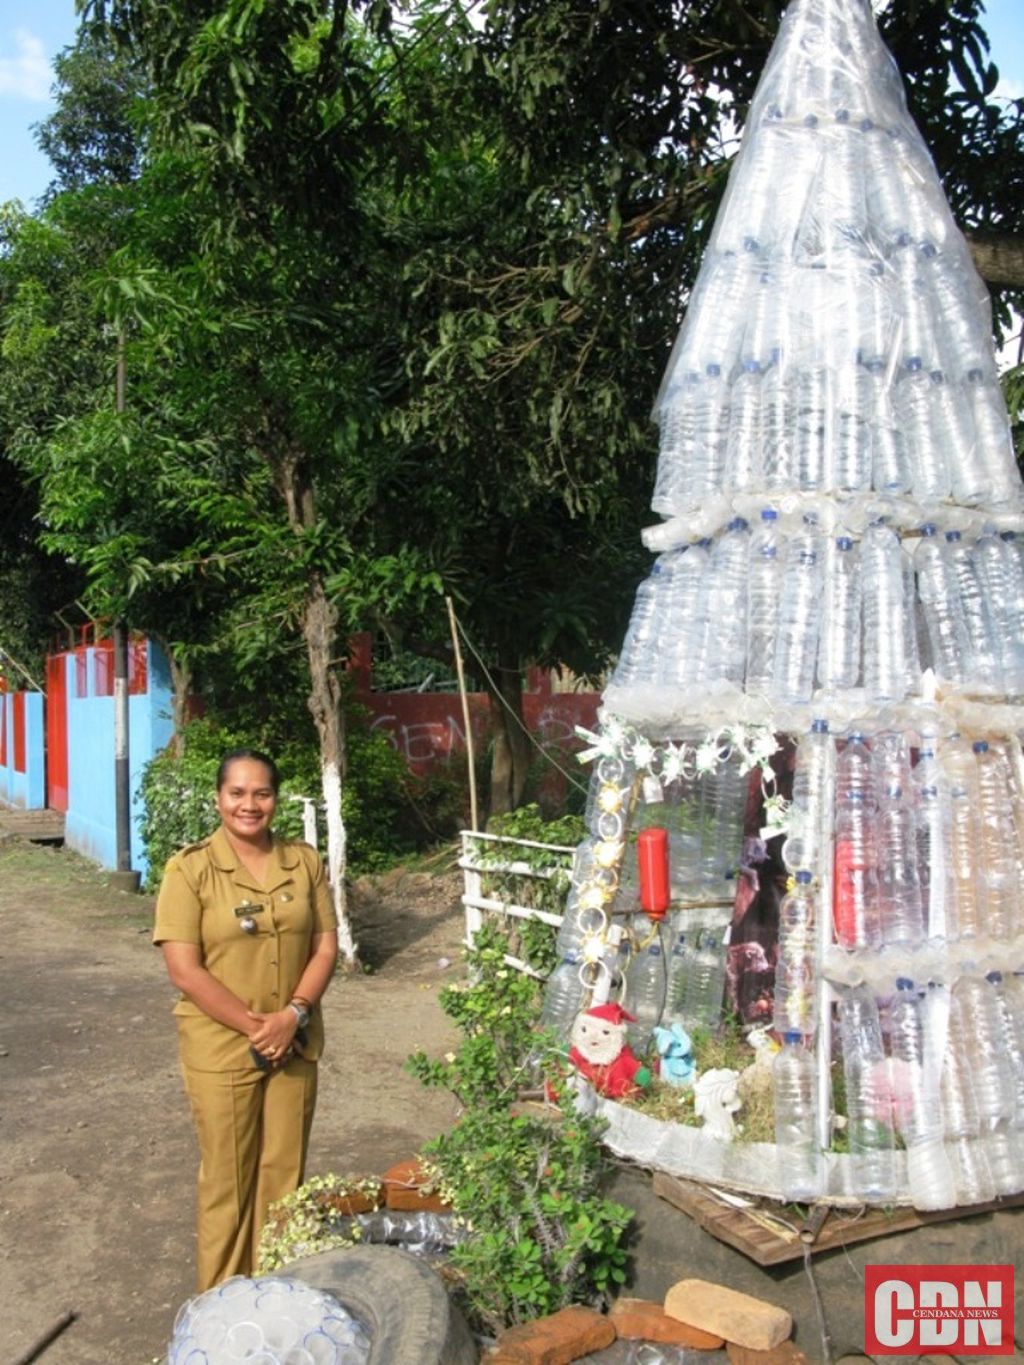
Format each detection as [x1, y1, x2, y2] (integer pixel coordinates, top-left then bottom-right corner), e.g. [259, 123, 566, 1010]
[279, 1244, 478, 1365]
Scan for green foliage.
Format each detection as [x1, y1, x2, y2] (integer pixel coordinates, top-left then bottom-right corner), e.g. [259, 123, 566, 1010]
[139, 711, 415, 887]
[256, 1173, 382, 1273]
[407, 919, 632, 1332]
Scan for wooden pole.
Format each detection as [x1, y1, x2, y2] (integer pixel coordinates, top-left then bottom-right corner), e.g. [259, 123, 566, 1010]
[446, 596, 479, 832]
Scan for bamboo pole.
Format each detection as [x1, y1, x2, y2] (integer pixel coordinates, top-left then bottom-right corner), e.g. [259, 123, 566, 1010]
[446, 596, 479, 832]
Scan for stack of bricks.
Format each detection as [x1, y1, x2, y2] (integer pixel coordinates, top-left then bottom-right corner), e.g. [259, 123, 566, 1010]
[483, 1280, 807, 1364]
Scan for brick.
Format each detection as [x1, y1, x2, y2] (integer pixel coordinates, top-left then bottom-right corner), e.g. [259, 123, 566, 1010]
[610, 1297, 724, 1349]
[381, 1158, 452, 1213]
[664, 1279, 793, 1352]
[490, 1305, 617, 1363]
[318, 1179, 383, 1216]
[727, 1342, 810, 1365]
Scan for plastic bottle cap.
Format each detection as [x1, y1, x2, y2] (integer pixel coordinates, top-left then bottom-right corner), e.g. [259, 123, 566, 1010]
[795, 870, 812, 885]
[906, 357, 923, 372]
[707, 363, 722, 377]
[930, 370, 945, 383]
[835, 109, 850, 123]
[885, 785, 902, 799]
[920, 523, 936, 536]
[859, 118, 874, 132]
[811, 718, 829, 733]
[804, 114, 819, 127]
[728, 517, 749, 531]
[987, 971, 1003, 984]
[973, 741, 989, 753]
[967, 368, 983, 383]
[836, 536, 853, 550]
[896, 977, 914, 990]
[946, 530, 962, 542]
[744, 360, 761, 374]
[761, 508, 779, 521]
[783, 1030, 803, 1044]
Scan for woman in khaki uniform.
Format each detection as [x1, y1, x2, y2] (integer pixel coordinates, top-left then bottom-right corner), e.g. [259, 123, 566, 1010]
[154, 749, 338, 1290]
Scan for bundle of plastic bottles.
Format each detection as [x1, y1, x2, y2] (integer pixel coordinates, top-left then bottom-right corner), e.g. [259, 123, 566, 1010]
[650, 0, 1019, 517]
[609, 517, 1024, 706]
[167, 1276, 370, 1365]
[774, 972, 1024, 1210]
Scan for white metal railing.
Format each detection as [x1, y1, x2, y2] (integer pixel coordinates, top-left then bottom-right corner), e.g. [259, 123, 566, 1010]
[460, 829, 576, 979]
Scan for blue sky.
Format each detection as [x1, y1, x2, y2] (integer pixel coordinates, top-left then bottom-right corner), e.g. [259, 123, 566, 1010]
[1, 0, 1023, 208]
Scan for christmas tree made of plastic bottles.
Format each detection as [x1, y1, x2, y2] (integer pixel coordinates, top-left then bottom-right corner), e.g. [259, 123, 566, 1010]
[542, 0, 1024, 1209]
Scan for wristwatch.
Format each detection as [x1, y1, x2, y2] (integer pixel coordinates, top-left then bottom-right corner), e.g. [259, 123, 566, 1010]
[288, 1000, 311, 1029]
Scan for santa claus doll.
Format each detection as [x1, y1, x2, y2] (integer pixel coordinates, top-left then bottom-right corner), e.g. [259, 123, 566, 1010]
[568, 1002, 654, 1100]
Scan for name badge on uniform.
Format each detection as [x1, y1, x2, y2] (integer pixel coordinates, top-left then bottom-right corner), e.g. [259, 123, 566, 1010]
[233, 901, 265, 935]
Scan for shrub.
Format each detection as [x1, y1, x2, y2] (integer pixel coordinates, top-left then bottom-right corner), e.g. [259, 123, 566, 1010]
[407, 920, 632, 1333]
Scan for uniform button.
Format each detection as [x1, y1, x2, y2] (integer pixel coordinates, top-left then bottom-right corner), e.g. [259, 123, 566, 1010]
[281, 893, 292, 902]
[271, 991, 278, 998]
[270, 960, 277, 966]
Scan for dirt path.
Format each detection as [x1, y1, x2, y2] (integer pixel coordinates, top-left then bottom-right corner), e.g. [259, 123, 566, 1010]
[0, 839, 463, 1365]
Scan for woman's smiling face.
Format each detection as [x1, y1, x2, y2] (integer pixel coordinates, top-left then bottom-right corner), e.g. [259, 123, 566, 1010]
[216, 758, 277, 845]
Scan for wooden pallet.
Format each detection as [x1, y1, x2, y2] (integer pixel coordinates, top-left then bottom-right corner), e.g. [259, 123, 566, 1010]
[652, 1172, 1024, 1267]
[0, 807, 65, 844]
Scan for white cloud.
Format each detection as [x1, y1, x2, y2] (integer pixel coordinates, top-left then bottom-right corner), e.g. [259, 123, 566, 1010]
[995, 76, 1024, 104]
[0, 29, 50, 101]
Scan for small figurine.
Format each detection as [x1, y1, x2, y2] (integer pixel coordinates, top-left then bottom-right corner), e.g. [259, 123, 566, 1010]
[652, 1022, 696, 1088]
[693, 1067, 742, 1140]
[737, 1023, 780, 1105]
[568, 1003, 654, 1100]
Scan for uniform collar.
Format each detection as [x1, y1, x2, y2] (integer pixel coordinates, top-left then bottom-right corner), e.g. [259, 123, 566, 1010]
[208, 826, 300, 892]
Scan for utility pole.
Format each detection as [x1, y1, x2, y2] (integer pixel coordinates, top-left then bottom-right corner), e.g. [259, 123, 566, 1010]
[111, 332, 139, 891]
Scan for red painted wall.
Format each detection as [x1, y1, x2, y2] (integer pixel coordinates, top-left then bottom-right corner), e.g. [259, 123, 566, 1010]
[348, 634, 600, 777]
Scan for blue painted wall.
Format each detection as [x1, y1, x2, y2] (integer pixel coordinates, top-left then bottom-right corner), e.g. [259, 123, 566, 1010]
[0, 690, 45, 809]
[63, 640, 174, 879]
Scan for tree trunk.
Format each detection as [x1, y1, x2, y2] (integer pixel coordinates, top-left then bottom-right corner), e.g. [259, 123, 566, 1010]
[273, 439, 358, 967]
[967, 232, 1024, 288]
[302, 574, 358, 967]
[162, 642, 192, 759]
[488, 654, 531, 818]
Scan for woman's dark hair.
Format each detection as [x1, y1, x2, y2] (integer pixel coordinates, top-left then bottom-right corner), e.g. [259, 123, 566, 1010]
[216, 748, 282, 794]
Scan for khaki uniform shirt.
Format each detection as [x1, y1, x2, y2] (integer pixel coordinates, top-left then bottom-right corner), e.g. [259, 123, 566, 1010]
[153, 827, 337, 1072]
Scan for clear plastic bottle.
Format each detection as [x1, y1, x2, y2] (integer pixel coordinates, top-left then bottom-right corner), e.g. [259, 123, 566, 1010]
[762, 349, 793, 489]
[929, 369, 984, 504]
[913, 744, 950, 941]
[625, 927, 668, 1051]
[874, 789, 924, 947]
[652, 371, 700, 515]
[901, 541, 922, 695]
[773, 520, 823, 704]
[610, 560, 664, 689]
[888, 978, 957, 1210]
[997, 532, 1024, 697]
[973, 527, 1024, 697]
[945, 530, 999, 692]
[834, 361, 874, 492]
[773, 871, 817, 1036]
[705, 517, 750, 686]
[773, 1032, 823, 1200]
[656, 541, 711, 689]
[870, 368, 910, 496]
[690, 363, 730, 499]
[540, 949, 587, 1039]
[674, 912, 730, 1031]
[817, 535, 861, 691]
[791, 362, 832, 489]
[944, 736, 983, 940]
[871, 731, 912, 806]
[745, 509, 783, 694]
[986, 970, 1024, 1146]
[836, 731, 872, 803]
[861, 522, 906, 704]
[726, 360, 763, 490]
[972, 740, 1018, 941]
[838, 984, 896, 1200]
[914, 524, 969, 686]
[784, 718, 831, 875]
[954, 976, 1021, 1194]
[964, 368, 1019, 507]
[699, 748, 748, 891]
[665, 924, 693, 1030]
[940, 984, 997, 1205]
[896, 358, 951, 501]
[833, 790, 879, 950]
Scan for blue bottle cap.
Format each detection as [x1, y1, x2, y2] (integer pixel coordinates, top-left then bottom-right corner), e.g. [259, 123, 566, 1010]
[743, 359, 762, 374]
[987, 971, 1003, 984]
[896, 977, 914, 990]
[973, 740, 989, 753]
[945, 530, 962, 542]
[836, 536, 853, 550]
[811, 718, 829, 733]
[920, 523, 936, 536]
[707, 363, 722, 377]
[761, 507, 779, 521]
[783, 1030, 803, 1044]
[906, 357, 923, 372]
[795, 870, 812, 885]
[727, 517, 749, 531]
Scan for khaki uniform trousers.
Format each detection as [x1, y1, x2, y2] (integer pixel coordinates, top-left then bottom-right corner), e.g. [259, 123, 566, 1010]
[181, 1055, 318, 1291]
